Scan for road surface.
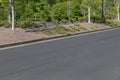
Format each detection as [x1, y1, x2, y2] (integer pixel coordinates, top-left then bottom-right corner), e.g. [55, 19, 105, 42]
[0, 29, 120, 80]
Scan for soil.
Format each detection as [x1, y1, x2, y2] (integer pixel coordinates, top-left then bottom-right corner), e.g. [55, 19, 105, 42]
[0, 22, 111, 45]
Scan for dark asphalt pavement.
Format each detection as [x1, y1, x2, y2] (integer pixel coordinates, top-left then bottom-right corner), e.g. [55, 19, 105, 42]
[0, 29, 120, 80]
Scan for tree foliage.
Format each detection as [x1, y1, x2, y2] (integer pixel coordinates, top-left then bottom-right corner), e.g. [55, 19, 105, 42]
[0, 0, 120, 27]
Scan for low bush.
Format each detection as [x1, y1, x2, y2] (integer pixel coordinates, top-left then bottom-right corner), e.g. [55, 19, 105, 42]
[17, 20, 44, 28]
[78, 17, 87, 22]
[60, 19, 68, 24]
[0, 21, 11, 28]
[91, 15, 101, 23]
[0, 21, 4, 27]
[105, 21, 120, 28]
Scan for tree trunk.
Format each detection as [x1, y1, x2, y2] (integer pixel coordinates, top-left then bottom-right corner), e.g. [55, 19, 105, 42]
[8, 0, 11, 23]
[117, 4, 120, 21]
[9, 0, 15, 31]
[11, 0, 15, 31]
[88, 7, 91, 23]
[8, 9, 11, 23]
[67, 0, 71, 23]
[101, 0, 105, 23]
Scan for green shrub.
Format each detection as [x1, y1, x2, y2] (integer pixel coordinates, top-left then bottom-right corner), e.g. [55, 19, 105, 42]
[0, 21, 11, 28]
[19, 21, 31, 28]
[105, 14, 116, 19]
[60, 19, 68, 24]
[52, 20, 58, 25]
[105, 21, 120, 28]
[70, 18, 77, 22]
[4, 22, 11, 28]
[78, 17, 86, 22]
[0, 21, 4, 27]
[91, 15, 101, 23]
[17, 20, 44, 28]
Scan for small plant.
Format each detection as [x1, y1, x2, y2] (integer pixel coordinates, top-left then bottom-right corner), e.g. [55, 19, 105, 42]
[17, 20, 44, 28]
[60, 19, 68, 24]
[78, 17, 87, 22]
[91, 27, 97, 30]
[74, 24, 80, 27]
[16, 20, 33, 28]
[70, 18, 76, 23]
[54, 27, 67, 34]
[66, 27, 75, 33]
[3, 21, 11, 28]
[105, 21, 120, 28]
[0, 21, 4, 27]
[52, 20, 58, 26]
[43, 30, 53, 36]
[70, 26, 80, 31]
[40, 36, 46, 39]
[0, 21, 12, 28]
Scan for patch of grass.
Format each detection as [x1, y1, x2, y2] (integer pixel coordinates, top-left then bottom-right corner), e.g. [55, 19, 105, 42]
[79, 26, 87, 30]
[91, 27, 97, 30]
[66, 27, 76, 33]
[43, 30, 53, 36]
[74, 24, 80, 27]
[54, 27, 68, 34]
[70, 26, 80, 31]
[40, 36, 47, 39]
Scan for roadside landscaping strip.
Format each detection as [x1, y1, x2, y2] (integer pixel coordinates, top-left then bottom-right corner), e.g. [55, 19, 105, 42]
[0, 27, 116, 49]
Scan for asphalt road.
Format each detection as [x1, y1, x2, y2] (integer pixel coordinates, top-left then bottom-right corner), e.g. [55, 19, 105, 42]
[0, 29, 120, 80]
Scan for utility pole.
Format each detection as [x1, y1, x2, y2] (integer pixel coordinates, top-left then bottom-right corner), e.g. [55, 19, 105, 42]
[101, 0, 105, 23]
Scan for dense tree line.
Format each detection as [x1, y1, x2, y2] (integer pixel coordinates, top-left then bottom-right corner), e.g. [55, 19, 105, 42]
[0, 0, 120, 28]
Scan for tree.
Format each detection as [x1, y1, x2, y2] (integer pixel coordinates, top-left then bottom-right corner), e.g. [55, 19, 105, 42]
[115, 0, 120, 20]
[81, 0, 92, 23]
[101, 0, 105, 23]
[9, 0, 15, 30]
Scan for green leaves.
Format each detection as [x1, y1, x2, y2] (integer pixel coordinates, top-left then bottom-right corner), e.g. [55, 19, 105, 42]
[52, 2, 67, 21]
[0, 0, 119, 26]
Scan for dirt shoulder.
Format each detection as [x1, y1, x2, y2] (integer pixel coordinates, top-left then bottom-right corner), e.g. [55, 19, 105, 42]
[0, 22, 111, 46]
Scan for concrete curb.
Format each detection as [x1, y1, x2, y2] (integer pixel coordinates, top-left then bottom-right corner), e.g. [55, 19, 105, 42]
[0, 27, 116, 48]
